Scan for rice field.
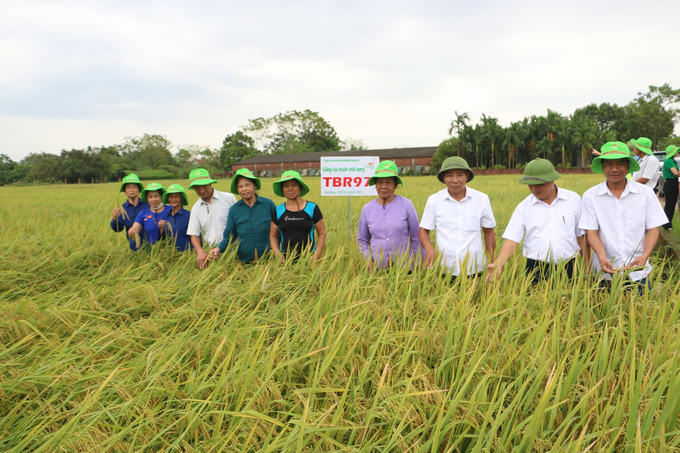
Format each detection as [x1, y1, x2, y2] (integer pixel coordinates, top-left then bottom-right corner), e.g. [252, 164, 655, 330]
[1, 174, 680, 452]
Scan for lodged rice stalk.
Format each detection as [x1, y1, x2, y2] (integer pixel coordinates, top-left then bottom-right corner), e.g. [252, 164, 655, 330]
[1, 176, 679, 452]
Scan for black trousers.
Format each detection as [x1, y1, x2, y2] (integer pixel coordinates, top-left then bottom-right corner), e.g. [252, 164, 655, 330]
[443, 272, 483, 284]
[663, 178, 678, 229]
[599, 276, 651, 295]
[525, 258, 575, 284]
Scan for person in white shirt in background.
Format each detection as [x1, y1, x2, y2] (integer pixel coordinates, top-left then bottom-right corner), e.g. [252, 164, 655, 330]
[419, 156, 496, 282]
[186, 168, 237, 269]
[579, 142, 667, 293]
[630, 137, 660, 193]
[487, 159, 589, 283]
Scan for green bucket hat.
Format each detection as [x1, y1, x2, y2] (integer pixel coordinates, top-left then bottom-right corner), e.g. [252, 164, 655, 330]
[272, 170, 310, 197]
[519, 158, 561, 185]
[230, 168, 261, 194]
[631, 137, 653, 155]
[162, 184, 189, 206]
[665, 145, 679, 160]
[140, 182, 166, 203]
[368, 160, 404, 186]
[119, 173, 144, 193]
[187, 168, 218, 189]
[592, 142, 640, 174]
[437, 156, 474, 183]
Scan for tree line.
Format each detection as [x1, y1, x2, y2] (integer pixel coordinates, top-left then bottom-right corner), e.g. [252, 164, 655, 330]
[0, 110, 365, 185]
[1, 86, 678, 185]
[433, 84, 680, 170]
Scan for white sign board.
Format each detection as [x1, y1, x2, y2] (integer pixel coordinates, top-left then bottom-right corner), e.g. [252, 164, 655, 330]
[320, 156, 379, 196]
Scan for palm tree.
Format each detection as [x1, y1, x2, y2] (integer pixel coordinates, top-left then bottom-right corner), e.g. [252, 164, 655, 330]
[554, 116, 573, 168]
[448, 111, 470, 157]
[469, 124, 485, 168]
[481, 114, 503, 168]
[571, 116, 599, 166]
[527, 115, 543, 160]
[502, 121, 525, 169]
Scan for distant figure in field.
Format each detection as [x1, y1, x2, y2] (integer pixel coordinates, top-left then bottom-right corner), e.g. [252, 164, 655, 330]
[160, 184, 193, 251]
[209, 169, 276, 263]
[186, 169, 237, 269]
[487, 159, 589, 283]
[661, 145, 680, 231]
[357, 160, 422, 270]
[419, 156, 496, 282]
[127, 183, 172, 247]
[579, 142, 667, 292]
[630, 137, 659, 192]
[269, 171, 327, 263]
[110, 173, 149, 251]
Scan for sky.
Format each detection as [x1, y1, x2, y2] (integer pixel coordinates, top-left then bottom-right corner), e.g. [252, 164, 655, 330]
[1, 0, 679, 161]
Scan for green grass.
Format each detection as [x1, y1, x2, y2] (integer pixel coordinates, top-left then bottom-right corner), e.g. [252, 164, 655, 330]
[1, 175, 679, 452]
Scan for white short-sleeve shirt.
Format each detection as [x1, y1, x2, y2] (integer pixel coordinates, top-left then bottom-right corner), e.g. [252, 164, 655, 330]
[631, 154, 660, 190]
[502, 186, 583, 263]
[187, 189, 237, 247]
[420, 186, 496, 276]
[579, 180, 667, 281]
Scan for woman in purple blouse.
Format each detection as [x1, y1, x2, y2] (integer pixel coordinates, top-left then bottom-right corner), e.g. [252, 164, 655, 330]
[357, 160, 422, 270]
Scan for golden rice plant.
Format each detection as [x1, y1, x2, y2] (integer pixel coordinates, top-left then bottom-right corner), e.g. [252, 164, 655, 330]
[0, 175, 679, 452]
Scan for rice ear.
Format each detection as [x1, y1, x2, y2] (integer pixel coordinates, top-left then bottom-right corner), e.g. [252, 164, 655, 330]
[120, 206, 130, 221]
[116, 192, 129, 221]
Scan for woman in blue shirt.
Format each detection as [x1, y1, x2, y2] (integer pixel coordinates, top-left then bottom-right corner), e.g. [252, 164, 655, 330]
[209, 168, 276, 262]
[159, 184, 193, 251]
[127, 183, 171, 246]
[110, 173, 149, 250]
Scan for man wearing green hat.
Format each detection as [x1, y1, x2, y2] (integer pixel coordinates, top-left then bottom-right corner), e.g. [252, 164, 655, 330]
[630, 137, 660, 192]
[110, 173, 150, 251]
[487, 159, 588, 283]
[661, 145, 680, 230]
[419, 156, 496, 280]
[186, 168, 237, 269]
[579, 142, 667, 289]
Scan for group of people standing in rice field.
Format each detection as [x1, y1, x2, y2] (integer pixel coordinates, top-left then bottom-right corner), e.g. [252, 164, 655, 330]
[110, 137, 678, 292]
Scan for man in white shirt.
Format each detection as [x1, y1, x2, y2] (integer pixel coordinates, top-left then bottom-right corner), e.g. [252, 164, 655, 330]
[630, 137, 660, 192]
[579, 142, 667, 291]
[419, 156, 496, 281]
[487, 159, 588, 283]
[186, 168, 237, 269]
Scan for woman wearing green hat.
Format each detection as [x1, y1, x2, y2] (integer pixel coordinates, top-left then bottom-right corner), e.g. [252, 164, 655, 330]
[270, 170, 326, 262]
[159, 184, 193, 251]
[662, 145, 680, 230]
[357, 160, 421, 270]
[127, 183, 172, 247]
[110, 173, 149, 251]
[209, 168, 276, 262]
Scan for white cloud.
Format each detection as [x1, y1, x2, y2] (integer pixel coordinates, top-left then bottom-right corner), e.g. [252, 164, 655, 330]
[0, 0, 679, 161]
